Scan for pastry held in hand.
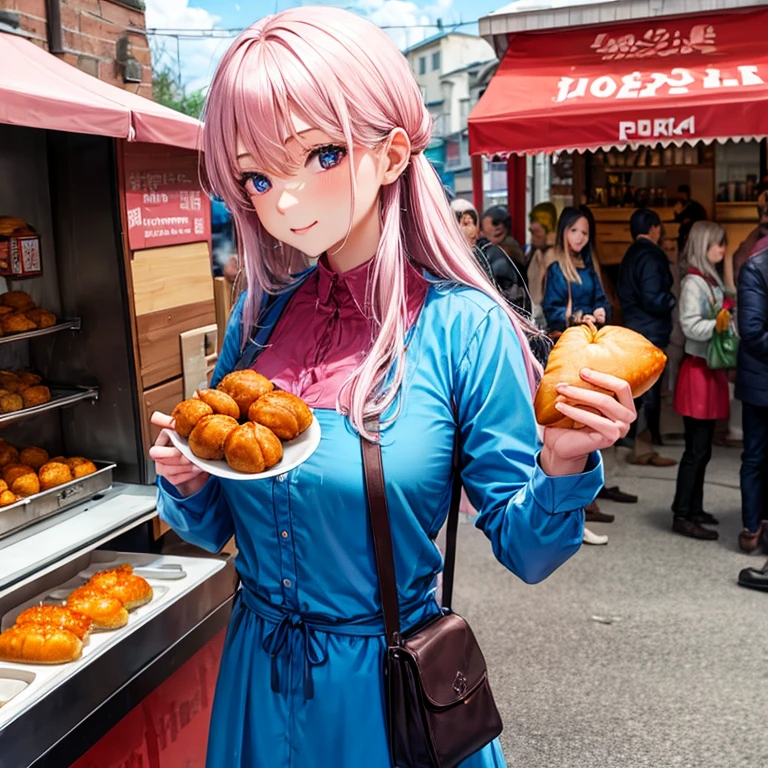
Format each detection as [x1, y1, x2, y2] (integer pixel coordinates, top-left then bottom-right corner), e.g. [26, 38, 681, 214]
[248, 391, 313, 440]
[534, 325, 667, 429]
[224, 421, 283, 473]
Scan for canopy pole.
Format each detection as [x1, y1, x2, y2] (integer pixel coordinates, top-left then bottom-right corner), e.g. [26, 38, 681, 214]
[506, 156, 526, 247]
[471, 154, 483, 214]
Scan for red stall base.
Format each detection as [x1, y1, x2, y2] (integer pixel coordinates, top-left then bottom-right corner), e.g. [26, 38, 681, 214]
[70, 629, 225, 768]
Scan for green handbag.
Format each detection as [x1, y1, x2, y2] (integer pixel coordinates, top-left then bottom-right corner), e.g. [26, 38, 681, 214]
[706, 301, 739, 370]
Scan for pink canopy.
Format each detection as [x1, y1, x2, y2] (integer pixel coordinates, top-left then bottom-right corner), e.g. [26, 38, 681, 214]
[0, 32, 202, 150]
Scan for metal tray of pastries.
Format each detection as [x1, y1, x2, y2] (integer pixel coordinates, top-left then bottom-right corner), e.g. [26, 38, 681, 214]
[0, 461, 115, 540]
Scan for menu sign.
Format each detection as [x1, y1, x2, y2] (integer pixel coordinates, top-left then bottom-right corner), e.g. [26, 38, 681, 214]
[123, 144, 211, 251]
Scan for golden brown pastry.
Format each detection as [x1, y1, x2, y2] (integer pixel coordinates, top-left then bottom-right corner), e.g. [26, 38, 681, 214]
[0, 291, 35, 311]
[66, 586, 129, 630]
[0, 478, 7, 493]
[217, 370, 274, 419]
[16, 371, 42, 387]
[195, 388, 240, 419]
[87, 568, 153, 611]
[0, 372, 23, 392]
[171, 399, 213, 438]
[15, 605, 92, 641]
[68, 457, 98, 478]
[2, 312, 37, 333]
[0, 306, 13, 316]
[0, 490, 18, 506]
[2, 463, 34, 485]
[11, 472, 40, 497]
[188, 414, 239, 460]
[25, 308, 56, 328]
[19, 446, 49, 471]
[0, 443, 19, 466]
[21, 385, 51, 408]
[224, 422, 283, 473]
[0, 392, 23, 413]
[248, 391, 313, 440]
[39, 461, 74, 491]
[534, 325, 668, 429]
[0, 623, 83, 664]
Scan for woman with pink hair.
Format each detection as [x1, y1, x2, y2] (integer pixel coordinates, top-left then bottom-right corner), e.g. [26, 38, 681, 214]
[149, 8, 635, 766]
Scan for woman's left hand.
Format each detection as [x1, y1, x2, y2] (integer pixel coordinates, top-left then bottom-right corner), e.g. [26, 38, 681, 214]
[540, 368, 636, 477]
[593, 308, 606, 325]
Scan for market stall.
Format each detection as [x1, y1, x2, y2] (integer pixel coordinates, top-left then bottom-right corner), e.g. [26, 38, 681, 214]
[0, 31, 234, 768]
[469, 3, 768, 264]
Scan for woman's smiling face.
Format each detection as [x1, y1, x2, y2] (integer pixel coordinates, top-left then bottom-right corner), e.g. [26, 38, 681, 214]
[237, 114, 384, 259]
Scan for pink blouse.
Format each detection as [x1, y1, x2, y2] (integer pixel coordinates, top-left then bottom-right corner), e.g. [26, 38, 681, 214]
[254, 256, 429, 409]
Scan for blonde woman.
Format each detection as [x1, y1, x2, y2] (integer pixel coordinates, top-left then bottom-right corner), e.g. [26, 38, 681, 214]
[672, 221, 733, 540]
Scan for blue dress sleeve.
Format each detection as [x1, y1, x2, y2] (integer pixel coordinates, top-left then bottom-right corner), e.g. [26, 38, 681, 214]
[542, 263, 569, 331]
[155, 293, 247, 552]
[454, 306, 603, 584]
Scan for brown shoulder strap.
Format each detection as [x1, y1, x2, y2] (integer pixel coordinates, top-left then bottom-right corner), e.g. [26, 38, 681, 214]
[361, 418, 462, 648]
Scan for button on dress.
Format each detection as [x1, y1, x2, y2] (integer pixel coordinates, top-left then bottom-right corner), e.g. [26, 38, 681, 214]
[158, 257, 603, 767]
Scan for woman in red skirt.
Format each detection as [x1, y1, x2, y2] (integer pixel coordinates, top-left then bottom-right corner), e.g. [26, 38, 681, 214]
[672, 221, 733, 539]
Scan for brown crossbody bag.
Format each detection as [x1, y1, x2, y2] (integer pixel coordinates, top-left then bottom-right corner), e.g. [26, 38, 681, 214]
[360, 419, 503, 768]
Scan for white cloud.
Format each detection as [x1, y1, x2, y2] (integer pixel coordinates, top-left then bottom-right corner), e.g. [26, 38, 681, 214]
[354, 0, 459, 50]
[144, 0, 230, 92]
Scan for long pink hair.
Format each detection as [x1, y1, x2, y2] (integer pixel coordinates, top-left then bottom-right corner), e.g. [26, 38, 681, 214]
[202, 6, 541, 438]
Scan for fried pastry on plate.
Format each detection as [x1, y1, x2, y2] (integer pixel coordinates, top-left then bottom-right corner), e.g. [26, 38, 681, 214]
[15, 605, 92, 641]
[67, 457, 98, 478]
[0, 392, 23, 413]
[2, 313, 37, 333]
[25, 308, 56, 328]
[11, 471, 40, 497]
[21, 385, 51, 408]
[0, 291, 35, 311]
[172, 399, 213, 438]
[2, 463, 35, 485]
[39, 460, 74, 491]
[66, 586, 128, 630]
[216, 370, 274, 419]
[0, 623, 83, 664]
[224, 421, 283, 473]
[195, 388, 240, 419]
[88, 568, 153, 611]
[248, 391, 313, 440]
[0, 372, 22, 391]
[188, 414, 239, 460]
[19, 446, 49, 471]
[16, 371, 42, 387]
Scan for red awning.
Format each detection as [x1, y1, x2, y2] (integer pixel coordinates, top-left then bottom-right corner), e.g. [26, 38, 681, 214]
[0, 32, 201, 150]
[469, 8, 768, 156]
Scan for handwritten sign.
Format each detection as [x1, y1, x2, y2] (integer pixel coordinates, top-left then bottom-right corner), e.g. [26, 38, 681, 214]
[123, 144, 211, 251]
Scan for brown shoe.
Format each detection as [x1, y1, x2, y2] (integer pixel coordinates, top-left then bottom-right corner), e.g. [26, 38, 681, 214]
[739, 529, 762, 553]
[672, 517, 718, 540]
[585, 501, 614, 523]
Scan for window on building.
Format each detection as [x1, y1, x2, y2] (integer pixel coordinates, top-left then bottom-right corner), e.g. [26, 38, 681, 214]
[431, 51, 441, 71]
[420, 86, 427, 102]
[418, 56, 426, 75]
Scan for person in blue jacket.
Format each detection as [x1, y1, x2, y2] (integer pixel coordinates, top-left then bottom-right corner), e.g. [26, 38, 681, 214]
[147, 8, 636, 767]
[617, 208, 678, 467]
[736, 247, 768, 553]
[542, 207, 612, 333]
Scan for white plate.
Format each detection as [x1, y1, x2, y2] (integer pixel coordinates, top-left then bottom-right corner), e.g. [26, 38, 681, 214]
[163, 414, 321, 481]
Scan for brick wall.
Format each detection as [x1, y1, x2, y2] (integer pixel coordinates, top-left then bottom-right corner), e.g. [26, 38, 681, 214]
[1, 0, 153, 99]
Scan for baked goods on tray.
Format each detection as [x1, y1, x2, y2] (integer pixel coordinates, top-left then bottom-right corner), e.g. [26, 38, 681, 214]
[0, 623, 84, 664]
[0, 369, 51, 413]
[534, 325, 667, 429]
[0, 291, 58, 336]
[15, 605, 92, 641]
[170, 378, 313, 474]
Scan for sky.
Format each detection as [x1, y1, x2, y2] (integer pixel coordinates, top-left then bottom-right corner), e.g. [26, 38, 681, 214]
[144, 0, 513, 92]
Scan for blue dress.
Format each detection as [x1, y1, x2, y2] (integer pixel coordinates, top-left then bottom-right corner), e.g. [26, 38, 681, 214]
[542, 255, 612, 332]
[157, 273, 603, 767]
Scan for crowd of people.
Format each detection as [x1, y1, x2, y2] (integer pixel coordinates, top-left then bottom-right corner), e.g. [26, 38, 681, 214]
[451, 190, 768, 569]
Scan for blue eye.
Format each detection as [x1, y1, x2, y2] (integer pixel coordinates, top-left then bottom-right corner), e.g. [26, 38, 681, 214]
[242, 173, 272, 195]
[309, 145, 347, 171]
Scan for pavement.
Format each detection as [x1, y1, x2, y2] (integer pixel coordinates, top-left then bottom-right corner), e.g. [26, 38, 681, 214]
[453, 438, 768, 768]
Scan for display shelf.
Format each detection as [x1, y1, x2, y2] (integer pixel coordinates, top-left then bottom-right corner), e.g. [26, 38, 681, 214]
[0, 385, 98, 427]
[0, 319, 81, 347]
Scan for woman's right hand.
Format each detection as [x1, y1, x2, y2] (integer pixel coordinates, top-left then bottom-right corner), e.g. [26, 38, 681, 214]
[149, 412, 210, 497]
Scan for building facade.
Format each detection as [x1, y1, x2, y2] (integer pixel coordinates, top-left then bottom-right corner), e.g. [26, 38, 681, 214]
[0, 0, 152, 98]
[404, 29, 495, 195]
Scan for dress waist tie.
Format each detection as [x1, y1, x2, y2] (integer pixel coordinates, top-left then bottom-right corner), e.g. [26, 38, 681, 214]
[239, 585, 439, 701]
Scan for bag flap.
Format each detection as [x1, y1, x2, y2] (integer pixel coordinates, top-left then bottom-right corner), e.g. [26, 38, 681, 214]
[402, 613, 488, 708]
